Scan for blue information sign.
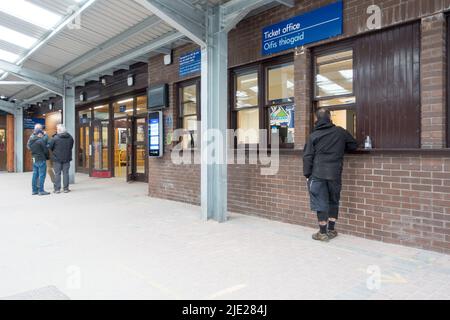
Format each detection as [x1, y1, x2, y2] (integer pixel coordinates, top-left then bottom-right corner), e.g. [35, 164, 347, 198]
[262, 1, 343, 56]
[179, 49, 201, 77]
[148, 111, 163, 158]
[24, 118, 45, 130]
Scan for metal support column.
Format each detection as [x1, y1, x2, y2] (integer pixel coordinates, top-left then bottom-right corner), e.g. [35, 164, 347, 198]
[63, 83, 76, 184]
[14, 108, 23, 173]
[201, 6, 228, 222]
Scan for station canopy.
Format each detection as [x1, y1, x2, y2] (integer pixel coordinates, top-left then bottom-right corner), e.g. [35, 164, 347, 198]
[0, 0, 285, 107]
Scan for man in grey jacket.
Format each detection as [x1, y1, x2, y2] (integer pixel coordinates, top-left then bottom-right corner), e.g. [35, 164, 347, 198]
[49, 124, 74, 194]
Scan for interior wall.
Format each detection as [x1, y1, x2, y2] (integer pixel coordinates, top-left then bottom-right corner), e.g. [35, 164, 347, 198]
[6, 114, 14, 172]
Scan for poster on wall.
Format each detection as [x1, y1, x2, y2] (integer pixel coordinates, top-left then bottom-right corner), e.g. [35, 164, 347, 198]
[270, 105, 295, 144]
[262, 0, 343, 55]
[179, 49, 201, 77]
[23, 118, 46, 130]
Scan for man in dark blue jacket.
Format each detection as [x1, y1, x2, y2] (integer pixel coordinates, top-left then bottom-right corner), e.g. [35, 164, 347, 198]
[28, 130, 50, 196]
[303, 108, 358, 242]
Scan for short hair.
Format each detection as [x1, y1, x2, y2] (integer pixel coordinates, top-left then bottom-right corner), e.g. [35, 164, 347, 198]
[34, 123, 43, 132]
[316, 108, 331, 121]
[57, 124, 67, 134]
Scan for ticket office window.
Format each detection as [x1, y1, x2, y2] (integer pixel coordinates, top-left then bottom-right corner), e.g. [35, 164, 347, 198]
[313, 49, 356, 137]
[231, 56, 295, 147]
[178, 79, 201, 149]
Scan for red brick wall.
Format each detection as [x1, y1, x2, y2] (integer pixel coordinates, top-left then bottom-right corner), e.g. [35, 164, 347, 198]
[148, 44, 201, 204]
[229, 152, 450, 254]
[148, 0, 450, 254]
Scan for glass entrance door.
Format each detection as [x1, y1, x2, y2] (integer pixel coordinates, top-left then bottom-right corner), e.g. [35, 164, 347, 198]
[124, 116, 148, 182]
[91, 119, 111, 178]
[0, 128, 6, 171]
[133, 116, 148, 182]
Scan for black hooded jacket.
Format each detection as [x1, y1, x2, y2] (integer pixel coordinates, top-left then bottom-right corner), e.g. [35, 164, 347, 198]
[49, 132, 74, 163]
[28, 136, 49, 162]
[303, 119, 358, 180]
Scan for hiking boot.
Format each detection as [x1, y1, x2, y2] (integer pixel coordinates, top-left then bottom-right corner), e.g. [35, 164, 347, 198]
[328, 230, 338, 240]
[39, 191, 51, 196]
[312, 232, 329, 242]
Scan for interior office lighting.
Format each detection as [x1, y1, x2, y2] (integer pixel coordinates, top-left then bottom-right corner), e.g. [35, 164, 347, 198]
[316, 75, 349, 96]
[0, 0, 62, 30]
[0, 25, 38, 49]
[0, 49, 19, 63]
[117, 98, 134, 104]
[338, 70, 353, 80]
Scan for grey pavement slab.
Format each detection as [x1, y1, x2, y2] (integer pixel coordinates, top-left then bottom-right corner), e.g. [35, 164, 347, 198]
[0, 172, 449, 300]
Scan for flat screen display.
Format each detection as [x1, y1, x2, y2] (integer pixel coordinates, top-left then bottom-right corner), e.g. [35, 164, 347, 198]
[148, 111, 163, 158]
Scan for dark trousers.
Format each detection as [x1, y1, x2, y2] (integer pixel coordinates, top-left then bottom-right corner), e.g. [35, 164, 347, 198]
[32, 160, 47, 193]
[54, 161, 70, 191]
[308, 177, 342, 222]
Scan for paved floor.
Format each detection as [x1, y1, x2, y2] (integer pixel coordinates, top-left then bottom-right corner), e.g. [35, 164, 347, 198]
[1, 172, 450, 300]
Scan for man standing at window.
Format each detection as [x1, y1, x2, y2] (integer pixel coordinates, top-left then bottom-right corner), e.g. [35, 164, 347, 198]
[303, 108, 358, 242]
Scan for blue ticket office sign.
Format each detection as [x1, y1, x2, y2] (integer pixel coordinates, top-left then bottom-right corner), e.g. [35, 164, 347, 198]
[262, 1, 343, 56]
[148, 111, 163, 158]
[179, 49, 201, 77]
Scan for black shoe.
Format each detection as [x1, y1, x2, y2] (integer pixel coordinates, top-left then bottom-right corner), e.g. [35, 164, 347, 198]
[32, 192, 39, 196]
[328, 230, 338, 240]
[39, 191, 51, 196]
[54, 190, 61, 194]
[64, 189, 70, 194]
[312, 232, 330, 242]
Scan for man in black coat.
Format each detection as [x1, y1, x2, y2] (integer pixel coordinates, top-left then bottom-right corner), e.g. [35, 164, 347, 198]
[303, 108, 358, 242]
[29, 130, 50, 196]
[49, 124, 74, 194]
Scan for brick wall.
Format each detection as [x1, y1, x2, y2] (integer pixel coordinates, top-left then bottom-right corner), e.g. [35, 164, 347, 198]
[229, 153, 450, 253]
[148, 0, 450, 254]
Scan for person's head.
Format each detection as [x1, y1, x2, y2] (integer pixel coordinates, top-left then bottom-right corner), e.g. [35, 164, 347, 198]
[35, 130, 44, 138]
[56, 124, 67, 135]
[34, 123, 43, 134]
[316, 108, 332, 122]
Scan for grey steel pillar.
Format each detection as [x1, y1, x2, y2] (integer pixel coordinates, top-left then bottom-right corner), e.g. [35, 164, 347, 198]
[14, 107, 23, 173]
[200, 6, 228, 222]
[63, 83, 76, 184]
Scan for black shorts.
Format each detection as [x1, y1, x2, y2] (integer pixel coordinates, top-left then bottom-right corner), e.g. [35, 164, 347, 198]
[308, 177, 342, 219]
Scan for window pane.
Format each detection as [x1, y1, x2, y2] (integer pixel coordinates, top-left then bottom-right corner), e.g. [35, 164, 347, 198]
[268, 63, 294, 102]
[330, 109, 357, 137]
[113, 98, 134, 118]
[319, 96, 356, 107]
[183, 115, 198, 132]
[182, 85, 197, 104]
[94, 105, 109, 120]
[236, 72, 258, 108]
[237, 108, 259, 144]
[136, 96, 147, 115]
[317, 50, 352, 64]
[316, 51, 353, 98]
[182, 102, 197, 116]
[79, 109, 91, 124]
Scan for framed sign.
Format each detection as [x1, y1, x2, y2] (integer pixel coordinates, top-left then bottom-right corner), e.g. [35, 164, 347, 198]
[262, 1, 343, 56]
[179, 49, 201, 77]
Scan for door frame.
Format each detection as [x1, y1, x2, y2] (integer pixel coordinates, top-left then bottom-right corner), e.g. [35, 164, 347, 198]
[129, 115, 148, 182]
